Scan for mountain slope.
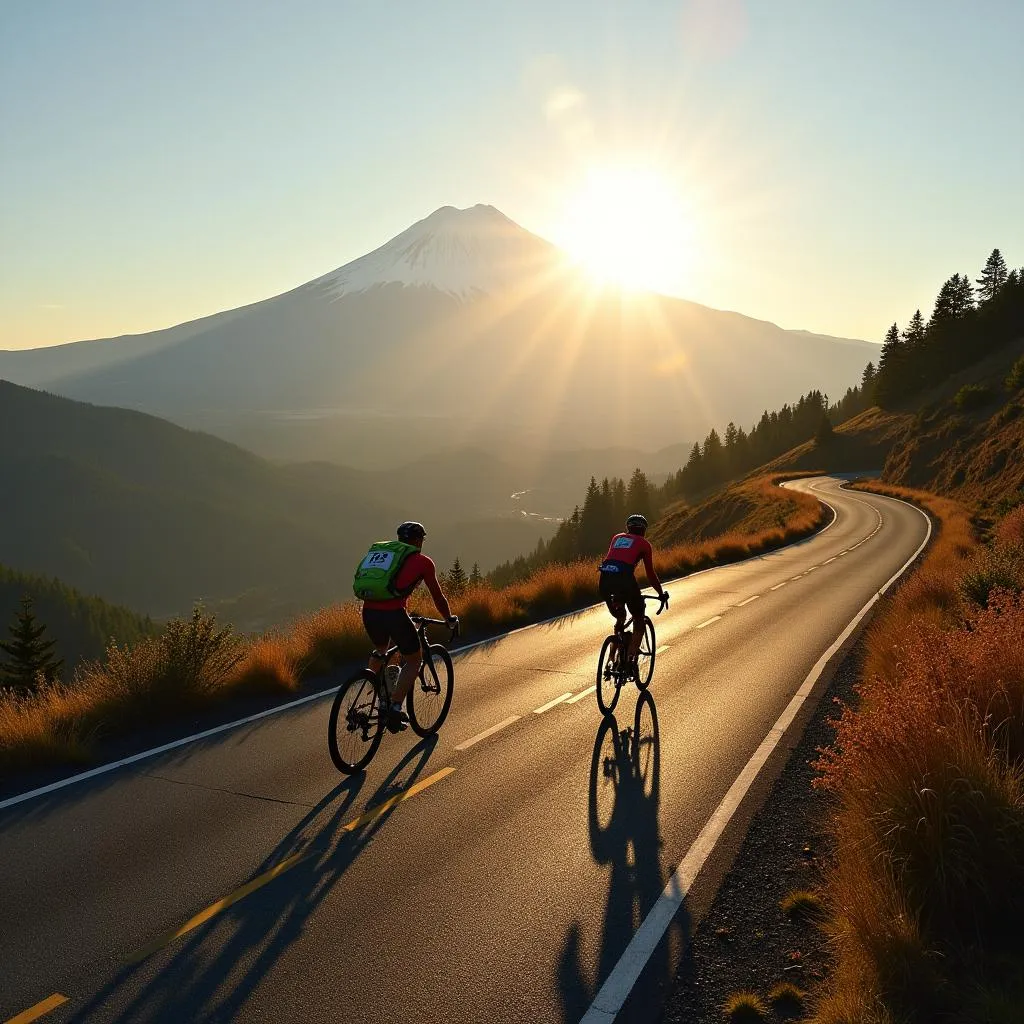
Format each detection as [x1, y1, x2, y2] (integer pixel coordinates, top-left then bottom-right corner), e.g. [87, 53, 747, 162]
[0, 564, 156, 673]
[0, 205, 875, 458]
[0, 382, 548, 626]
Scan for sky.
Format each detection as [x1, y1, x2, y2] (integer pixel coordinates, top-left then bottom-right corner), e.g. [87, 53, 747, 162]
[2, 0, 1023, 350]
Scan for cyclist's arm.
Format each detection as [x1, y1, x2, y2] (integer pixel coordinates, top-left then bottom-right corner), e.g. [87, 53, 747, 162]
[640, 546, 665, 596]
[421, 558, 453, 619]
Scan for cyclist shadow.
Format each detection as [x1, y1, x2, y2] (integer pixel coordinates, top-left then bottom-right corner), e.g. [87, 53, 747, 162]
[73, 736, 440, 1022]
[558, 692, 690, 1022]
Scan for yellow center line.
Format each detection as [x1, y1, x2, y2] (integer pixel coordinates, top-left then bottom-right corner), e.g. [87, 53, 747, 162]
[4, 994, 68, 1024]
[133, 765, 455, 962]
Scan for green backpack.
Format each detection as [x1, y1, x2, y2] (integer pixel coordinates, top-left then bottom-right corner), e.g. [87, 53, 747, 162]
[353, 540, 420, 601]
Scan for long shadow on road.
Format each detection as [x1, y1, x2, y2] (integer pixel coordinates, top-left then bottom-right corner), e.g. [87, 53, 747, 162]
[559, 691, 691, 1023]
[73, 736, 440, 1022]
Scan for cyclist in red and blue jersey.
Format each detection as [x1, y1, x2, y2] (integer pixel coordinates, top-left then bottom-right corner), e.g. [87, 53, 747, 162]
[599, 514, 668, 677]
[362, 521, 458, 732]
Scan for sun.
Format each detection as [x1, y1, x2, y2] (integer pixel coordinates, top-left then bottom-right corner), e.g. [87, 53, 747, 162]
[557, 166, 696, 294]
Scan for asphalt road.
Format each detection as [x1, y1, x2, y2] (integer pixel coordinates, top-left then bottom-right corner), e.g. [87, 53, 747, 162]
[0, 477, 930, 1024]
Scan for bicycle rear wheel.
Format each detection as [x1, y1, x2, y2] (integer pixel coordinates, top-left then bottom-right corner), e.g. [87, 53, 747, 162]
[635, 617, 657, 690]
[408, 644, 454, 735]
[596, 635, 622, 716]
[328, 671, 384, 774]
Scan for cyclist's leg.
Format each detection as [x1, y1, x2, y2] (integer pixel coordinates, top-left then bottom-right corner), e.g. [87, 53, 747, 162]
[362, 608, 392, 674]
[388, 611, 422, 705]
[625, 584, 646, 662]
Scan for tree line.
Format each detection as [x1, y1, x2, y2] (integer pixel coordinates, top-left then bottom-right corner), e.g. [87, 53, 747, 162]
[873, 248, 1024, 407]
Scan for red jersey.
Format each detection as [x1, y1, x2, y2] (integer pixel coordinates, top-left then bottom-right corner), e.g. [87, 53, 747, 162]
[362, 551, 451, 614]
[600, 533, 660, 584]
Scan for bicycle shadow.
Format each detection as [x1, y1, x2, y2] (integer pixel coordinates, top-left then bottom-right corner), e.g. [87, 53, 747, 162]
[73, 735, 440, 1022]
[558, 692, 691, 1022]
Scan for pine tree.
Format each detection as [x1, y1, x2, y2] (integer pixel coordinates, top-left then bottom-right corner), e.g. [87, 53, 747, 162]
[469, 562, 483, 586]
[874, 323, 904, 407]
[976, 248, 1009, 302]
[445, 558, 468, 597]
[814, 413, 834, 446]
[0, 595, 62, 693]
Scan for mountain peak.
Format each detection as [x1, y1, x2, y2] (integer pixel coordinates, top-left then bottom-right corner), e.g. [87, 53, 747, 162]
[313, 204, 561, 301]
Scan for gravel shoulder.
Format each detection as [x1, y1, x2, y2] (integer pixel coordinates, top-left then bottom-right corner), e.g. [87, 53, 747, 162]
[658, 643, 863, 1022]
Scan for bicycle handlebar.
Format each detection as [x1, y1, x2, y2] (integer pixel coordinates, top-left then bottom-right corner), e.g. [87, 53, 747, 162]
[644, 592, 670, 615]
[411, 614, 460, 637]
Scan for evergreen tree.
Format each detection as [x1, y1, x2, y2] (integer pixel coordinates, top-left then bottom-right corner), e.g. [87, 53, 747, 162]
[469, 563, 483, 586]
[874, 323, 905, 407]
[0, 595, 62, 693]
[445, 558, 468, 597]
[976, 248, 1009, 302]
[814, 413, 834, 446]
[861, 362, 876, 395]
[625, 468, 653, 521]
[903, 309, 926, 348]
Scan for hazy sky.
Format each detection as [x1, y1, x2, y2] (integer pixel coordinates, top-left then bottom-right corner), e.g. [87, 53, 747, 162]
[2, 0, 1022, 350]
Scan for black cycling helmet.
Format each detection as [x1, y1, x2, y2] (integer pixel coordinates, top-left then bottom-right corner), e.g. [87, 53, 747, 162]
[625, 513, 648, 535]
[397, 521, 427, 542]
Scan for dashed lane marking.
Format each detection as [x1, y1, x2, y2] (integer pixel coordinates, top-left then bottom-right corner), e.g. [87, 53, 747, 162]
[770, 582, 788, 591]
[566, 686, 597, 704]
[695, 616, 722, 630]
[656, 645, 670, 654]
[534, 692, 573, 715]
[454, 715, 521, 752]
[4, 995, 68, 1024]
[824, 557, 837, 564]
[736, 595, 760, 607]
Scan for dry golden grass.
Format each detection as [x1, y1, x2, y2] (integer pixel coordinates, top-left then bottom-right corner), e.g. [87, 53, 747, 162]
[0, 476, 828, 779]
[813, 483, 1024, 1020]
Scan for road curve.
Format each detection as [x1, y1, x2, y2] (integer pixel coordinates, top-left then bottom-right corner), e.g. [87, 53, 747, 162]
[0, 477, 929, 1024]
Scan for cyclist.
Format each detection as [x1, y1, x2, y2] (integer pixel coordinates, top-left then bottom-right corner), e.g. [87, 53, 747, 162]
[598, 514, 668, 678]
[361, 521, 459, 732]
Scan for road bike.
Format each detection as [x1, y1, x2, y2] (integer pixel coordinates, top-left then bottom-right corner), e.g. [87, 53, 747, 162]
[596, 592, 668, 716]
[328, 615, 457, 774]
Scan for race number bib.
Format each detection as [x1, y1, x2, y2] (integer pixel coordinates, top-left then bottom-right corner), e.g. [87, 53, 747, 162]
[360, 550, 395, 570]
[613, 537, 634, 550]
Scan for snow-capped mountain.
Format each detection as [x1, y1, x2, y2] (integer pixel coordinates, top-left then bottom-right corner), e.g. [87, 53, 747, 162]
[0, 204, 877, 459]
[311, 204, 563, 300]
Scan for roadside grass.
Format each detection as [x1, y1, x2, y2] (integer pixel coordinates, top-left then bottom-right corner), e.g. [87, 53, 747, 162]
[780, 889, 826, 923]
[723, 991, 769, 1022]
[813, 482, 1024, 1021]
[0, 474, 827, 779]
[767, 982, 806, 1017]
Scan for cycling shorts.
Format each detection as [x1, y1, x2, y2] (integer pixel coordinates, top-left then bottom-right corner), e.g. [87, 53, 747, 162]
[362, 607, 420, 656]
[599, 570, 645, 620]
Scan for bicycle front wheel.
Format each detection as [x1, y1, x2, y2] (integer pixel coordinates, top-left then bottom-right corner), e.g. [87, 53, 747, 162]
[596, 635, 622, 716]
[328, 671, 384, 774]
[408, 644, 454, 736]
[635, 617, 657, 690]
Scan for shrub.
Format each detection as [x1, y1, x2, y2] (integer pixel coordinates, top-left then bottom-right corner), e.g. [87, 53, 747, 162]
[958, 543, 1024, 607]
[954, 383, 994, 410]
[1005, 355, 1024, 391]
[722, 992, 768, 1021]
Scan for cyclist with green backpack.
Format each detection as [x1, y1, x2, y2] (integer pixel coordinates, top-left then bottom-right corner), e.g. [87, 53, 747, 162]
[354, 521, 459, 732]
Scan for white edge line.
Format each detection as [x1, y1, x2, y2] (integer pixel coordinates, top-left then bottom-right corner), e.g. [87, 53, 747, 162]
[534, 692, 573, 715]
[579, 489, 932, 1024]
[736, 595, 760, 607]
[0, 479, 839, 812]
[454, 715, 521, 752]
[695, 616, 722, 630]
[566, 685, 598, 704]
[0, 686, 338, 812]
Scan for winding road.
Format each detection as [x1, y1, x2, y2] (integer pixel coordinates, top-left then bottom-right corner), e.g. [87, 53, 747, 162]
[0, 477, 930, 1024]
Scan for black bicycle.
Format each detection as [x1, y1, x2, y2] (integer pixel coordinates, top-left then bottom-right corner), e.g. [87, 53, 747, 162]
[596, 592, 668, 715]
[328, 615, 458, 774]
